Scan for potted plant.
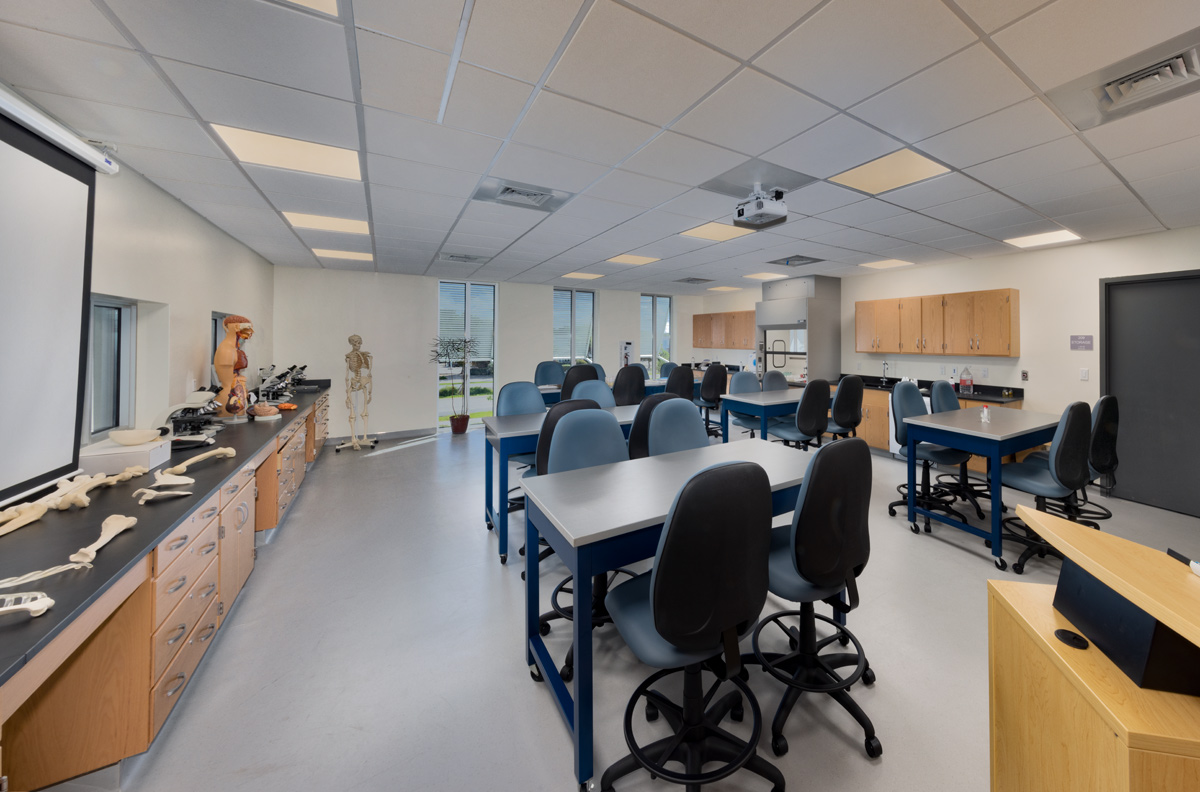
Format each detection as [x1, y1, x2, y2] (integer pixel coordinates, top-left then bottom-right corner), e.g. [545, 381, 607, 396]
[430, 336, 480, 434]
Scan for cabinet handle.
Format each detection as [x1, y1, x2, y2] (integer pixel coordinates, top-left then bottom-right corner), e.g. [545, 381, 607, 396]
[224, 483, 239, 495]
[969, 338, 974, 350]
[243, 468, 255, 477]
[198, 541, 217, 557]
[166, 576, 188, 594]
[165, 673, 187, 697]
[922, 337, 926, 350]
[197, 623, 217, 643]
[916, 338, 920, 351]
[236, 502, 248, 530]
[166, 623, 187, 645]
[167, 535, 189, 551]
[198, 582, 217, 600]
[201, 506, 218, 520]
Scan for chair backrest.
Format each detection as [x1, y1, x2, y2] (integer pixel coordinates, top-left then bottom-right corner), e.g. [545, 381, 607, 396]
[1090, 395, 1118, 477]
[560, 364, 598, 400]
[535, 399, 600, 475]
[534, 360, 565, 387]
[632, 363, 649, 377]
[699, 364, 728, 402]
[613, 366, 646, 406]
[547, 409, 629, 474]
[795, 379, 830, 439]
[572, 379, 616, 408]
[789, 438, 873, 606]
[659, 361, 679, 379]
[648, 398, 710, 456]
[589, 362, 606, 381]
[831, 375, 864, 431]
[650, 461, 772, 656]
[729, 370, 760, 396]
[1048, 402, 1092, 492]
[665, 365, 695, 399]
[628, 393, 680, 459]
[762, 370, 788, 391]
[930, 380, 960, 413]
[495, 381, 546, 417]
[890, 381, 928, 447]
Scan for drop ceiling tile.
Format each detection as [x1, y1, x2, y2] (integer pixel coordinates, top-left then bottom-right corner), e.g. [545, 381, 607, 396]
[520, 226, 589, 248]
[671, 70, 834, 157]
[624, 0, 821, 59]
[320, 257, 377, 272]
[0, 24, 186, 115]
[769, 216, 848, 240]
[891, 219, 974, 244]
[624, 131, 744, 186]
[1083, 91, 1200, 160]
[991, 0, 1200, 92]
[356, 29, 449, 119]
[445, 232, 510, 251]
[242, 165, 367, 203]
[917, 98, 1071, 169]
[1027, 184, 1138, 218]
[266, 191, 369, 220]
[761, 115, 901, 179]
[557, 195, 644, 224]
[954, 207, 1043, 234]
[1002, 163, 1123, 205]
[460, 0, 583, 83]
[185, 200, 285, 235]
[370, 207, 458, 231]
[1127, 164, 1200, 204]
[1151, 203, 1200, 231]
[0, 0, 130, 46]
[156, 59, 360, 148]
[352, 0, 465, 53]
[951, 0, 1048, 33]
[373, 223, 448, 243]
[979, 219, 1065, 241]
[442, 64, 533, 138]
[852, 44, 1031, 143]
[104, 0, 353, 99]
[152, 176, 271, 210]
[1052, 203, 1164, 240]
[861, 211, 945, 237]
[366, 154, 481, 198]
[545, 0, 738, 126]
[21, 89, 222, 157]
[964, 137, 1101, 190]
[781, 182, 865, 215]
[513, 91, 657, 166]
[461, 199, 548, 228]
[116, 145, 244, 187]
[374, 237, 440, 254]
[490, 143, 608, 192]
[294, 228, 375, 252]
[534, 211, 620, 237]
[629, 235, 713, 260]
[1110, 135, 1200, 183]
[584, 169, 690, 208]
[922, 191, 1023, 224]
[370, 184, 466, 217]
[927, 232, 1001, 251]
[222, 220, 298, 244]
[754, 0, 976, 107]
[817, 198, 907, 227]
[874, 242, 959, 264]
[656, 189, 735, 221]
[882, 173, 987, 210]
[452, 218, 529, 240]
[377, 259, 432, 274]
[364, 107, 502, 171]
[808, 227, 902, 254]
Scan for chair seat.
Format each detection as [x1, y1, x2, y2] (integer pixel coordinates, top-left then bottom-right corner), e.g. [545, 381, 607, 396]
[827, 421, 854, 435]
[766, 424, 818, 444]
[996, 461, 1073, 499]
[766, 526, 844, 604]
[898, 443, 971, 466]
[605, 573, 720, 669]
[693, 398, 718, 409]
[522, 468, 536, 480]
[731, 413, 760, 430]
[509, 452, 536, 467]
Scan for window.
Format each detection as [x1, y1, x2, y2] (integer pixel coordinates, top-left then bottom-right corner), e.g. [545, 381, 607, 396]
[437, 281, 496, 425]
[212, 311, 233, 388]
[88, 297, 136, 438]
[640, 294, 672, 377]
[553, 288, 594, 368]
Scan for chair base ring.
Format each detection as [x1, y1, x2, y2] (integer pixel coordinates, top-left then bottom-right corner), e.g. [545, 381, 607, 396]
[751, 610, 867, 693]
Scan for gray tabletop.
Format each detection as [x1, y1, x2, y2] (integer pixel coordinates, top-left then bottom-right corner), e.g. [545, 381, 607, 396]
[646, 379, 667, 387]
[722, 391, 802, 407]
[483, 404, 640, 439]
[904, 407, 1060, 441]
[537, 385, 560, 393]
[521, 440, 807, 547]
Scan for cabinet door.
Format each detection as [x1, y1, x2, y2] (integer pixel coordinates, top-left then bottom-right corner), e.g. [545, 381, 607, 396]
[943, 292, 974, 355]
[855, 301, 876, 352]
[217, 510, 237, 626]
[898, 297, 922, 355]
[693, 314, 711, 348]
[236, 491, 255, 594]
[874, 299, 902, 354]
[734, 311, 752, 349]
[921, 296, 944, 355]
[974, 289, 1013, 356]
[710, 313, 726, 348]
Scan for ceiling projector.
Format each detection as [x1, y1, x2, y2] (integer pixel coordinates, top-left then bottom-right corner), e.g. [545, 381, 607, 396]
[733, 183, 787, 229]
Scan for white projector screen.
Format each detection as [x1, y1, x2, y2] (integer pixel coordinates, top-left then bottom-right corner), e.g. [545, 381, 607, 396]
[0, 113, 94, 506]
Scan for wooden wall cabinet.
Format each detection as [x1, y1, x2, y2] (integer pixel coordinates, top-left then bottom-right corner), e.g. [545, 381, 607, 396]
[855, 289, 1019, 357]
[692, 310, 757, 350]
[855, 300, 876, 352]
[920, 296, 944, 355]
[693, 313, 712, 348]
[709, 312, 726, 348]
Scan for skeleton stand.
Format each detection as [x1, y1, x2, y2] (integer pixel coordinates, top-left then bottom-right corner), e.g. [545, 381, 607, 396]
[336, 335, 377, 452]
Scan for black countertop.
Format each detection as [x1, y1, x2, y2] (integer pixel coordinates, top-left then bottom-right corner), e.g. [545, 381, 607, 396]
[837, 375, 1025, 404]
[0, 390, 326, 686]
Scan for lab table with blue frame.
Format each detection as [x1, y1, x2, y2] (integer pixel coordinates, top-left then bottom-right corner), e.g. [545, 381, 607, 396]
[719, 389, 802, 442]
[520, 440, 810, 789]
[903, 408, 1060, 570]
[482, 404, 639, 563]
[539, 385, 561, 405]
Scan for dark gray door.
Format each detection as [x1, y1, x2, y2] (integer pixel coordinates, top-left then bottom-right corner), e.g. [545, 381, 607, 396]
[1104, 272, 1200, 517]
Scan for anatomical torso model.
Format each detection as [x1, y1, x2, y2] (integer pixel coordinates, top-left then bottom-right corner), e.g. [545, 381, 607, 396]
[214, 315, 254, 418]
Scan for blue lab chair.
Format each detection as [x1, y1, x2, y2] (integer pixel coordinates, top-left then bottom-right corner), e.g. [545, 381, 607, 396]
[767, 379, 829, 450]
[495, 382, 545, 469]
[761, 370, 789, 391]
[928, 380, 987, 519]
[600, 461, 784, 792]
[1023, 395, 1119, 521]
[648, 398, 710, 456]
[659, 361, 679, 379]
[612, 366, 646, 406]
[750, 438, 880, 760]
[727, 370, 764, 437]
[534, 360, 566, 387]
[887, 381, 972, 529]
[572, 379, 617, 408]
[590, 362, 606, 381]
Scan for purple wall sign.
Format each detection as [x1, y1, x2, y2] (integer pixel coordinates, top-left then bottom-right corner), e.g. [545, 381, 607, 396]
[1070, 334, 1094, 351]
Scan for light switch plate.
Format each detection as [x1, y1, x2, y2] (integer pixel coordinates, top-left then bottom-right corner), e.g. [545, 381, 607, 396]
[1080, 368, 1089, 381]
[981, 367, 989, 378]
[1021, 370, 1029, 381]
[856, 362, 862, 371]
[939, 365, 946, 375]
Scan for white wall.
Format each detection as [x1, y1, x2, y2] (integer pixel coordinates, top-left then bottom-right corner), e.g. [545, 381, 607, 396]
[273, 267, 438, 437]
[89, 167, 275, 424]
[594, 290, 641, 376]
[495, 282, 552, 393]
[840, 225, 1200, 412]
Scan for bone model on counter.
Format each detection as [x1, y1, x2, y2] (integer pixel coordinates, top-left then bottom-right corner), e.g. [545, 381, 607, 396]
[133, 488, 193, 506]
[0, 592, 53, 618]
[0, 466, 149, 539]
[0, 515, 139, 591]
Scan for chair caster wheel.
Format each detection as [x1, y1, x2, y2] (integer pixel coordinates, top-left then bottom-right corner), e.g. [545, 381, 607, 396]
[500, 554, 507, 565]
[520, 571, 526, 581]
[731, 704, 744, 722]
[486, 520, 493, 531]
[865, 736, 883, 758]
[839, 632, 851, 646]
[888, 506, 896, 517]
[334, 448, 340, 453]
[984, 539, 992, 548]
[863, 667, 876, 685]
[645, 702, 658, 722]
[561, 665, 574, 682]
[1012, 562, 1025, 575]
[910, 523, 920, 534]
[531, 667, 543, 682]
[518, 546, 526, 556]
[771, 735, 788, 757]
[539, 621, 551, 636]
[995, 557, 1008, 571]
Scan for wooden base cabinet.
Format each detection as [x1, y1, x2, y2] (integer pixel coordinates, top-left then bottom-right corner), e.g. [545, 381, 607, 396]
[857, 388, 892, 450]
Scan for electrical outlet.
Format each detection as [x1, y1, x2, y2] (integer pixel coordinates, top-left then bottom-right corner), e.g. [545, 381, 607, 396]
[939, 365, 945, 375]
[1080, 368, 1089, 381]
[1021, 370, 1028, 381]
[856, 362, 862, 371]
[981, 367, 988, 378]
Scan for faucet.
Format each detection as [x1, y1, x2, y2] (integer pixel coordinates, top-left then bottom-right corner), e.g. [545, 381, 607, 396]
[881, 360, 890, 386]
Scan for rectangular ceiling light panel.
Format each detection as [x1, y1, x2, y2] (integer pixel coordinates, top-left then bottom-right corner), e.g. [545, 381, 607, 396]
[564, 272, 604, 279]
[860, 259, 913, 269]
[707, 286, 741, 291]
[607, 254, 660, 265]
[313, 249, 372, 260]
[745, 272, 788, 280]
[283, 212, 370, 234]
[829, 149, 948, 195]
[212, 124, 360, 180]
[287, 0, 339, 14]
[1005, 229, 1081, 248]
[680, 222, 756, 242]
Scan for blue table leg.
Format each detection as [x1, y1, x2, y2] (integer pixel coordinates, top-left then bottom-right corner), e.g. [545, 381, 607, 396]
[525, 509, 538, 667]
[498, 440, 509, 562]
[906, 434, 917, 526]
[484, 438, 494, 529]
[760, 410, 769, 441]
[989, 451, 1005, 569]
[574, 547, 594, 787]
[720, 403, 730, 443]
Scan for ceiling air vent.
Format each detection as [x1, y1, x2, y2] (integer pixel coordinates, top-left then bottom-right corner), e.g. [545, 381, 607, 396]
[1101, 50, 1200, 112]
[675, 277, 714, 285]
[471, 177, 572, 213]
[496, 185, 553, 207]
[767, 254, 823, 267]
[440, 254, 489, 264]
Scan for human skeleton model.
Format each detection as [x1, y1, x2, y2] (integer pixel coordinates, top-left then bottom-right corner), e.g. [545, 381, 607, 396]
[214, 315, 254, 418]
[338, 334, 376, 452]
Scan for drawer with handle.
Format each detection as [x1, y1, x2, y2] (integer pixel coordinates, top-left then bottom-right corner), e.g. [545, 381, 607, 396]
[151, 595, 221, 738]
[151, 554, 219, 684]
[153, 489, 221, 576]
[154, 518, 218, 629]
[219, 464, 256, 509]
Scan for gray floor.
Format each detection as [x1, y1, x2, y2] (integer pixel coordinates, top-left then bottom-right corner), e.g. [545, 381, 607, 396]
[62, 428, 1200, 792]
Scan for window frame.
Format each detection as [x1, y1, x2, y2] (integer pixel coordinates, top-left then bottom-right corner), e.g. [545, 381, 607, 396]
[640, 293, 672, 377]
[86, 295, 137, 441]
[553, 288, 596, 367]
[438, 280, 497, 425]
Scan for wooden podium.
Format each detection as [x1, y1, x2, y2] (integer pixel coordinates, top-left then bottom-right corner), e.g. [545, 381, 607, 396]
[989, 506, 1200, 791]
